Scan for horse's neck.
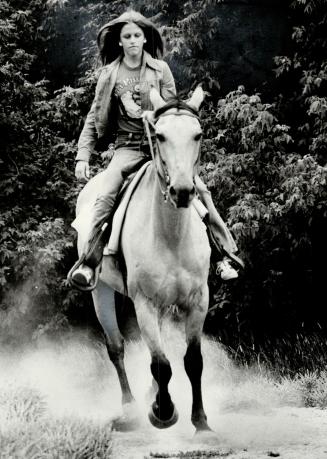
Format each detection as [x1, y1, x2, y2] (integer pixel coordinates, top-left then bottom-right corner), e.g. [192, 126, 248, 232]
[150, 174, 191, 250]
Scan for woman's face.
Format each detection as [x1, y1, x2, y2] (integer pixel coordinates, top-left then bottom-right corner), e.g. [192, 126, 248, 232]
[120, 22, 145, 59]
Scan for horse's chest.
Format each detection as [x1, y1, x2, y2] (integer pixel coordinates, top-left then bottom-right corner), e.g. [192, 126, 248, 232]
[133, 260, 205, 306]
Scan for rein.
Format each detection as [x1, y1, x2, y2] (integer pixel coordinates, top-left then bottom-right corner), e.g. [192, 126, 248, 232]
[143, 102, 200, 202]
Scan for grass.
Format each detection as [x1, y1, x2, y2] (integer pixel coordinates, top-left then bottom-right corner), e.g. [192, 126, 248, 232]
[224, 332, 327, 377]
[0, 386, 112, 459]
[227, 332, 327, 409]
[295, 370, 327, 408]
[1, 332, 327, 458]
[217, 352, 327, 411]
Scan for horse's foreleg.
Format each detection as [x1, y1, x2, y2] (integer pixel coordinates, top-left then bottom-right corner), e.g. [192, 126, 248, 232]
[184, 289, 211, 432]
[92, 280, 134, 406]
[134, 293, 178, 429]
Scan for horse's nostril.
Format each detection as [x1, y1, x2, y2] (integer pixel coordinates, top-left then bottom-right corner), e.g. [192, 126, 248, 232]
[170, 186, 177, 196]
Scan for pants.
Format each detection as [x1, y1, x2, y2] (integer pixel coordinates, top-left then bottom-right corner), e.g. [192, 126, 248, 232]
[195, 176, 238, 254]
[91, 138, 150, 233]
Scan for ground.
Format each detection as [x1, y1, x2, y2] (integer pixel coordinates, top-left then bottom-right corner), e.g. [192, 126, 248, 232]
[111, 407, 327, 458]
[1, 326, 327, 458]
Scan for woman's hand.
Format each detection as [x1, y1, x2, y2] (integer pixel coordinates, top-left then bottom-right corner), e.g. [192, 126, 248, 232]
[142, 110, 155, 124]
[75, 160, 90, 181]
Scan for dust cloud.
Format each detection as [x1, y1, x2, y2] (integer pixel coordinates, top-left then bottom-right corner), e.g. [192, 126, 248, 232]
[0, 323, 325, 457]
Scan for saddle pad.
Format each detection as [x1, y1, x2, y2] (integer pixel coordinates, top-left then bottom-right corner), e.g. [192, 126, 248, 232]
[71, 161, 151, 256]
[105, 161, 151, 255]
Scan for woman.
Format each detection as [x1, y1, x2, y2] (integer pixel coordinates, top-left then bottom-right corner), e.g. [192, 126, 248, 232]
[71, 10, 241, 289]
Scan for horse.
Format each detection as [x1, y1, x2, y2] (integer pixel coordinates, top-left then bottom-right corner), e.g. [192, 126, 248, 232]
[75, 86, 212, 433]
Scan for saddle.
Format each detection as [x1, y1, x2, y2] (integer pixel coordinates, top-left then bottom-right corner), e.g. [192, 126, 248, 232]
[71, 161, 151, 257]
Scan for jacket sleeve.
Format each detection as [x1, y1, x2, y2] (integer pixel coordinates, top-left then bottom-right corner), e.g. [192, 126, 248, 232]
[160, 61, 176, 101]
[76, 98, 97, 162]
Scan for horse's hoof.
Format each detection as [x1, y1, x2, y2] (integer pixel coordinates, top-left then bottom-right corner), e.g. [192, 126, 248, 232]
[194, 426, 213, 435]
[193, 428, 217, 442]
[111, 414, 141, 432]
[148, 403, 179, 429]
[111, 402, 141, 432]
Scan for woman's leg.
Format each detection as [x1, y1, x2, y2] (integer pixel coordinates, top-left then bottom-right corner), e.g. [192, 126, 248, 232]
[194, 176, 237, 253]
[92, 148, 147, 231]
[72, 148, 147, 287]
[194, 175, 244, 279]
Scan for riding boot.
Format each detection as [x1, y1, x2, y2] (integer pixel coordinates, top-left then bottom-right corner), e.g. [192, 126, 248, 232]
[83, 220, 112, 268]
[70, 196, 115, 290]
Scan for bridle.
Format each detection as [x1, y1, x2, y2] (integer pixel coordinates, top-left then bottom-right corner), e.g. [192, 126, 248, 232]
[143, 100, 200, 202]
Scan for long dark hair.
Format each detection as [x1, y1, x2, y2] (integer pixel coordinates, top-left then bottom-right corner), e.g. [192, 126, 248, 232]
[97, 11, 164, 65]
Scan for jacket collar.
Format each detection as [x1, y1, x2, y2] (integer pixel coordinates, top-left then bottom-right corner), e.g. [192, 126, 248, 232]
[143, 51, 162, 70]
[108, 50, 161, 72]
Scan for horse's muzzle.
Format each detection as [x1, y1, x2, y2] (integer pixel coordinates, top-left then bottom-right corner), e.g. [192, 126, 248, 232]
[169, 184, 196, 208]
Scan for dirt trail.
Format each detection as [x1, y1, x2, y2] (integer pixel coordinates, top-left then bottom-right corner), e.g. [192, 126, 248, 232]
[1, 330, 327, 458]
[111, 407, 327, 458]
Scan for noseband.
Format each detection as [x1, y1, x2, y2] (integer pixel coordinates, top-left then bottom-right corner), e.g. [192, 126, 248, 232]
[143, 100, 200, 202]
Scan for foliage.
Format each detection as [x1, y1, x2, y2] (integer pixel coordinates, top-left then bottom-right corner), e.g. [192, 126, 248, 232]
[201, 0, 327, 347]
[273, 0, 327, 163]
[0, 0, 90, 341]
[201, 84, 326, 345]
[0, 0, 326, 361]
[142, 0, 223, 89]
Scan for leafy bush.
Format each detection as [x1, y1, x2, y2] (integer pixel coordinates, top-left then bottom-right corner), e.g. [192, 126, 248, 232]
[201, 84, 325, 348]
[200, 0, 327, 351]
[0, 0, 90, 341]
[0, 0, 326, 365]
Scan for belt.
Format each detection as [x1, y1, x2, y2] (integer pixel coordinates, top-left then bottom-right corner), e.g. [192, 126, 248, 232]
[117, 132, 144, 141]
[116, 131, 156, 143]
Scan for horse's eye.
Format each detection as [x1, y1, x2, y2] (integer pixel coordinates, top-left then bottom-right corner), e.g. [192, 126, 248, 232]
[156, 133, 166, 142]
[194, 133, 202, 141]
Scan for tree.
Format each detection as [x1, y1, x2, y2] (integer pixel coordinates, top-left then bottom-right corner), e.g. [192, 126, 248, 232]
[1, 0, 326, 364]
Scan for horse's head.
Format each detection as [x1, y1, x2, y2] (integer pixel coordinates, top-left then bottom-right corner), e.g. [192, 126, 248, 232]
[148, 86, 205, 208]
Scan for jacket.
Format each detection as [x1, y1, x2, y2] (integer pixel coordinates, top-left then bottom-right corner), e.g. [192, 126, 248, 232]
[76, 51, 176, 162]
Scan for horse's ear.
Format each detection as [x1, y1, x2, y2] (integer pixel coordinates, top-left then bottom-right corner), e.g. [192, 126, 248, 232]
[150, 87, 165, 111]
[187, 85, 205, 111]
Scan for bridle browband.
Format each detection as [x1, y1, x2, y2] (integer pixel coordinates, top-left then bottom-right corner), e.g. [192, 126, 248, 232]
[154, 99, 199, 120]
[143, 100, 200, 202]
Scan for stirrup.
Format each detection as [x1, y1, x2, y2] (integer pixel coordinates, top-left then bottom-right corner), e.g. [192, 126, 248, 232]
[216, 258, 239, 280]
[221, 247, 244, 270]
[67, 255, 101, 292]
